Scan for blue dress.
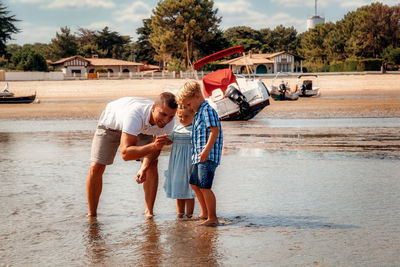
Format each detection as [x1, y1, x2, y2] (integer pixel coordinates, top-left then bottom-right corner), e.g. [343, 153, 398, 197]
[164, 124, 196, 199]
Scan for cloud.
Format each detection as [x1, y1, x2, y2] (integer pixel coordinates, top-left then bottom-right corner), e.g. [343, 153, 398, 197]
[270, 0, 306, 8]
[324, 0, 399, 9]
[113, 1, 152, 23]
[216, 0, 305, 31]
[11, 22, 59, 44]
[9, 0, 46, 3]
[44, 0, 116, 9]
[83, 21, 115, 31]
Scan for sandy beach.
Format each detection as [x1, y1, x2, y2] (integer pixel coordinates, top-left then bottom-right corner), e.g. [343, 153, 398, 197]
[1, 73, 400, 119]
[1, 73, 400, 266]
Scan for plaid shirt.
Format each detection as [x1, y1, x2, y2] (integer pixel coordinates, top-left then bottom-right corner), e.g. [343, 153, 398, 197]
[192, 101, 223, 165]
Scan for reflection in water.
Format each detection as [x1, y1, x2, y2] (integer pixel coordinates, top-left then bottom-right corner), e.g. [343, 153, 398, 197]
[139, 219, 161, 267]
[1, 118, 400, 266]
[163, 220, 219, 266]
[85, 217, 107, 265]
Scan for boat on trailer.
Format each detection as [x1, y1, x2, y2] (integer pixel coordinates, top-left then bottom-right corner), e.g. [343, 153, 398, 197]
[194, 46, 270, 121]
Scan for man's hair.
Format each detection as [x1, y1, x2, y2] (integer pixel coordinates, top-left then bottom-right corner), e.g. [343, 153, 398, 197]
[176, 80, 202, 102]
[155, 92, 178, 109]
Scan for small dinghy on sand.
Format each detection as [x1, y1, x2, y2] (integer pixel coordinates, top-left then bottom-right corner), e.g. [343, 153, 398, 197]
[0, 83, 36, 104]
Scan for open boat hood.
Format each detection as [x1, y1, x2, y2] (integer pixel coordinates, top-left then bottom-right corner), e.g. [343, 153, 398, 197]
[194, 46, 245, 70]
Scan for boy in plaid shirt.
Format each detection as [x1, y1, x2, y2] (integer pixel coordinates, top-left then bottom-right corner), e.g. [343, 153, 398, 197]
[176, 80, 223, 226]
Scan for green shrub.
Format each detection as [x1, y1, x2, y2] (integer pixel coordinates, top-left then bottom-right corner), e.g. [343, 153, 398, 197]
[358, 59, 383, 71]
[95, 68, 108, 73]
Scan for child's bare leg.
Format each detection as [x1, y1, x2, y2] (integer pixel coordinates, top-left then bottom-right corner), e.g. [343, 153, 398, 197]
[199, 188, 218, 225]
[185, 198, 195, 217]
[190, 184, 207, 219]
[176, 199, 185, 218]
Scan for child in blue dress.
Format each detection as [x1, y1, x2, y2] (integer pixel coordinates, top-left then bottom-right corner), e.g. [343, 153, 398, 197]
[164, 106, 196, 218]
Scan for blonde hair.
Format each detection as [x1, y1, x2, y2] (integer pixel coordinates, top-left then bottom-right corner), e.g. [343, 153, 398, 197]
[176, 80, 202, 102]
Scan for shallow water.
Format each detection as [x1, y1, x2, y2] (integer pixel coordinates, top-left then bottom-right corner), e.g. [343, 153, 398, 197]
[1, 117, 399, 266]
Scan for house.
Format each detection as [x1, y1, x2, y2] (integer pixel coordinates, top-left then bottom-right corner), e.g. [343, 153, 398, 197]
[50, 55, 143, 77]
[140, 63, 161, 72]
[221, 51, 304, 74]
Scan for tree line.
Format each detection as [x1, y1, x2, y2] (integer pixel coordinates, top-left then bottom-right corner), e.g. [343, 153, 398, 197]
[0, 1, 399, 72]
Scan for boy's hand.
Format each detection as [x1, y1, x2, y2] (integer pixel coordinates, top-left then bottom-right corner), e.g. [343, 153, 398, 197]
[198, 150, 210, 162]
[153, 134, 172, 150]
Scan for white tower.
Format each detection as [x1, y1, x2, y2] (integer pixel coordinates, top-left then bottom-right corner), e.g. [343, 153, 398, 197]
[307, 0, 325, 30]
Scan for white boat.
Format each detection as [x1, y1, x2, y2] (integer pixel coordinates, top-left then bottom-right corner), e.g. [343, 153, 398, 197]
[194, 46, 270, 121]
[267, 73, 299, 101]
[0, 83, 14, 97]
[0, 83, 37, 104]
[294, 74, 321, 97]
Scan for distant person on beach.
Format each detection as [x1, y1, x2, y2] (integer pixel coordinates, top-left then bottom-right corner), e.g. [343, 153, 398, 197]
[86, 93, 177, 218]
[176, 80, 223, 226]
[164, 105, 196, 218]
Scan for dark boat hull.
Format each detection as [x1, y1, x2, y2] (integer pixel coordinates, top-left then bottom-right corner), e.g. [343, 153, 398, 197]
[220, 99, 270, 121]
[0, 94, 36, 104]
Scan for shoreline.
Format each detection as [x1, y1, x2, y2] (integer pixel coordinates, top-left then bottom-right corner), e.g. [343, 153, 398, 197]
[1, 74, 400, 120]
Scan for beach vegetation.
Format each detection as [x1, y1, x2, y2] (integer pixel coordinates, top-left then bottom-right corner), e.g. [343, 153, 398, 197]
[167, 57, 185, 72]
[149, 0, 222, 70]
[382, 46, 400, 66]
[95, 27, 131, 59]
[298, 2, 400, 71]
[9, 46, 48, 71]
[0, 2, 20, 57]
[1, 1, 399, 73]
[132, 19, 158, 65]
[49, 27, 78, 61]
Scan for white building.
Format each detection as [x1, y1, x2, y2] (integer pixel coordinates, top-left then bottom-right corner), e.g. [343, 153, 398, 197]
[50, 55, 143, 77]
[221, 51, 304, 74]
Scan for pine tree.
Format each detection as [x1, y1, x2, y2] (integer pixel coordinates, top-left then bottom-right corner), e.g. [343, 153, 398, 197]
[0, 2, 20, 56]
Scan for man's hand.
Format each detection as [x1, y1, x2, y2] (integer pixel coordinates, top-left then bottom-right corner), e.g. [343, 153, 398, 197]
[153, 134, 172, 150]
[135, 168, 146, 184]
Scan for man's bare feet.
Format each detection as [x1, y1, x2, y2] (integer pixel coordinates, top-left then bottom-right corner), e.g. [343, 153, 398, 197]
[177, 213, 184, 218]
[86, 213, 97, 218]
[144, 210, 154, 219]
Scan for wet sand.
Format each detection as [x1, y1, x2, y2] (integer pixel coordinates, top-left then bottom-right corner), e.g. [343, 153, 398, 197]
[1, 117, 399, 266]
[1, 73, 400, 119]
[1, 74, 400, 266]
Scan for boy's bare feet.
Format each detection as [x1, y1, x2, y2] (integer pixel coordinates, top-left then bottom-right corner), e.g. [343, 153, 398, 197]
[86, 213, 97, 218]
[177, 213, 184, 218]
[199, 219, 219, 226]
[198, 213, 208, 220]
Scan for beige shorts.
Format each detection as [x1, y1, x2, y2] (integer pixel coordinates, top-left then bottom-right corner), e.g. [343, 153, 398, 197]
[90, 125, 154, 165]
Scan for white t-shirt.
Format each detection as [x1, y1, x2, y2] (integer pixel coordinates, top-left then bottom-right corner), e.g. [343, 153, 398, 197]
[99, 97, 174, 136]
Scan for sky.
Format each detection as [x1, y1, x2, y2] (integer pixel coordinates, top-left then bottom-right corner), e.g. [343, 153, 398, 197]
[4, 0, 399, 45]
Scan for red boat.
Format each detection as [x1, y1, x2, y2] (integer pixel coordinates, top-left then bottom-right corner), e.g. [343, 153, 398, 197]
[194, 46, 270, 121]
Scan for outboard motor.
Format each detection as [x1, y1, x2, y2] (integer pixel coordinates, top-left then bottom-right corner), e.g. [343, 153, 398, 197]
[225, 85, 251, 119]
[301, 80, 312, 96]
[278, 82, 288, 100]
[303, 80, 312, 90]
